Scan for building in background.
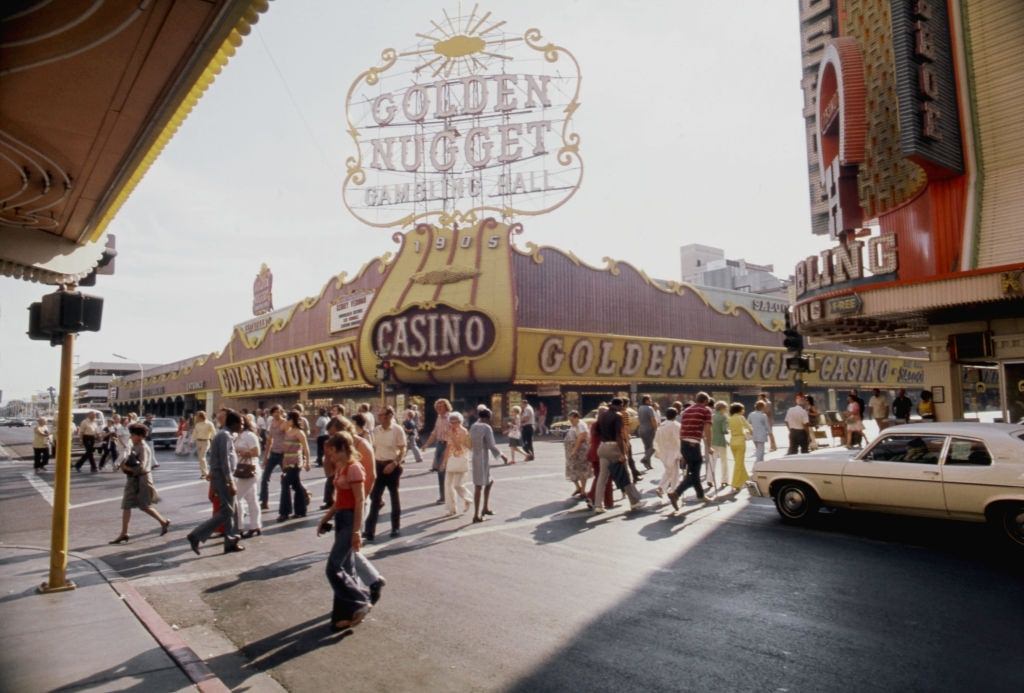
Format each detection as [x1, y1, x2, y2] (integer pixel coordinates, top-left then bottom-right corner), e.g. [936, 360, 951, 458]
[680, 244, 790, 299]
[791, 0, 1024, 423]
[74, 362, 157, 411]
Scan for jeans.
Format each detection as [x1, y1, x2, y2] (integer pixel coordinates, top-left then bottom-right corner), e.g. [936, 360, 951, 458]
[365, 460, 403, 538]
[189, 477, 240, 543]
[98, 441, 114, 468]
[406, 434, 423, 463]
[76, 435, 96, 471]
[754, 441, 766, 462]
[325, 509, 370, 622]
[33, 447, 49, 469]
[787, 429, 809, 455]
[674, 442, 705, 499]
[260, 451, 283, 505]
[323, 474, 335, 507]
[639, 429, 655, 467]
[279, 466, 308, 517]
[521, 424, 535, 456]
[432, 442, 447, 501]
[316, 435, 327, 466]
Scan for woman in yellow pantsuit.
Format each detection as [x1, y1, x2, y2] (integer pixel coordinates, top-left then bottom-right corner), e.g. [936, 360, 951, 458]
[727, 403, 753, 489]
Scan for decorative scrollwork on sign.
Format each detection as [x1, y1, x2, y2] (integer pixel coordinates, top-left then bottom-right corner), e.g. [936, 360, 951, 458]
[602, 257, 621, 276]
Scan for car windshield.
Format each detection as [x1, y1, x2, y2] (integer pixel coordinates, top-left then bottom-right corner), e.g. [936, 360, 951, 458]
[153, 418, 177, 428]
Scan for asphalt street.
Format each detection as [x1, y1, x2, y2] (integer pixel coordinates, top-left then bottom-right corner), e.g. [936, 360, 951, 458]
[1, 429, 1022, 692]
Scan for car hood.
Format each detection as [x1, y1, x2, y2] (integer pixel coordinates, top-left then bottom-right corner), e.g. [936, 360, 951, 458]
[754, 448, 858, 472]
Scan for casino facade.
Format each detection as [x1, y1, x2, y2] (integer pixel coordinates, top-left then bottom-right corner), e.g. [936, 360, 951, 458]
[793, 0, 1024, 423]
[109, 220, 926, 424]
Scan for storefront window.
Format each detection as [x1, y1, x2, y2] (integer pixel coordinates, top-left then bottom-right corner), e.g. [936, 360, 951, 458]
[1003, 362, 1024, 424]
[961, 365, 1001, 422]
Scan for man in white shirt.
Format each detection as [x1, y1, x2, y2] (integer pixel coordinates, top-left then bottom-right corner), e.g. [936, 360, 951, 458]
[652, 406, 682, 497]
[785, 395, 811, 455]
[520, 401, 536, 461]
[366, 406, 407, 539]
[75, 413, 100, 472]
[868, 389, 890, 429]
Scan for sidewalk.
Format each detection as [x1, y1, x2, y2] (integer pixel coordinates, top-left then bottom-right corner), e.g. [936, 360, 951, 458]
[0, 546, 224, 692]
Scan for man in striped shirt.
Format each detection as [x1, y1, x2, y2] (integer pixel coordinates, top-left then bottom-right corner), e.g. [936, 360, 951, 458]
[668, 392, 713, 509]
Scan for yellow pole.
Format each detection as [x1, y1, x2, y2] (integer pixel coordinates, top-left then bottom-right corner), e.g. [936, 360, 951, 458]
[40, 332, 76, 593]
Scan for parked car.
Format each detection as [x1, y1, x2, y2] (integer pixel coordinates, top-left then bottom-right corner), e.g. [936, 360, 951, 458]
[3, 418, 27, 427]
[148, 417, 180, 449]
[748, 422, 1024, 549]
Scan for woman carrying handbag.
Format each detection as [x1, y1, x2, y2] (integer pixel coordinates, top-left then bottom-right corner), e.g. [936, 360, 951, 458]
[109, 423, 170, 544]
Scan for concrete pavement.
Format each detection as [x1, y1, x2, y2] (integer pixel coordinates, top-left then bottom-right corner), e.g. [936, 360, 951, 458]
[0, 546, 200, 692]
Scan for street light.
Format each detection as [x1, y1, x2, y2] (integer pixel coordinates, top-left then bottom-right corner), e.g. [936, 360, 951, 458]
[112, 353, 143, 413]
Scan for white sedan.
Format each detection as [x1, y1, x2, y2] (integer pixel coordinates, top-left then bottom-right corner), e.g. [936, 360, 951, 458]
[748, 422, 1024, 549]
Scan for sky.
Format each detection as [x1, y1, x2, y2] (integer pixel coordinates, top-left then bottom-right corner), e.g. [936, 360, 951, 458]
[0, 0, 835, 402]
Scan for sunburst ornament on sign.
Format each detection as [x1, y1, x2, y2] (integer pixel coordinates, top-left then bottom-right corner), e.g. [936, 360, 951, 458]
[342, 5, 583, 230]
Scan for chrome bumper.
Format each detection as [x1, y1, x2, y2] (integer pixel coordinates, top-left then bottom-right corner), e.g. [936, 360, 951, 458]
[745, 480, 763, 497]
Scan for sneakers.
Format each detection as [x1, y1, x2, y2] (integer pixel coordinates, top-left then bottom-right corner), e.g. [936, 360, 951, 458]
[628, 500, 648, 513]
[593, 507, 606, 514]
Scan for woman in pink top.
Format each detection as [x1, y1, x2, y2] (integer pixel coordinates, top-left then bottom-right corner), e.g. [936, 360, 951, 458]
[317, 432, 373, 630]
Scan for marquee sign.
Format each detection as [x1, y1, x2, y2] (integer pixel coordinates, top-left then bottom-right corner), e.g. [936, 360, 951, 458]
[342, 7, 583, 228]
[253, 264, 273, 315]
[371, 303, 497, 369]
[516, 329, 926, 388]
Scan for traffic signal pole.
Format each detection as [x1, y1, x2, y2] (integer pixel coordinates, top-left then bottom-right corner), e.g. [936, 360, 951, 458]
[40, 332, 76, 593]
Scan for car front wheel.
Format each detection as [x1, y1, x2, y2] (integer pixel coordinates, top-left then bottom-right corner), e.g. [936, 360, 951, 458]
[773, 481, 820, 525]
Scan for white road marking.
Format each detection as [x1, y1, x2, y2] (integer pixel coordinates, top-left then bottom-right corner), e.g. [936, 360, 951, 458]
[69, 479, 209, 509]
[22, 472, 54, 506]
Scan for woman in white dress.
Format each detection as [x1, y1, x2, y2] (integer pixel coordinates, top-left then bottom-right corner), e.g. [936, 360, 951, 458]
[235, 414, 263, 537]
[506, 406, 523, 464]
[563, 411, 591, 499]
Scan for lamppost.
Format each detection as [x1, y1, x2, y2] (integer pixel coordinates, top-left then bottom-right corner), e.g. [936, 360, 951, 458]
[375, 349, 391, 411]
[112, 353, 143, 414]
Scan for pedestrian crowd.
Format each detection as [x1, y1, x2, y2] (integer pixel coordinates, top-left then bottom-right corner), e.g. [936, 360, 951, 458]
[73, 385, 937, 633]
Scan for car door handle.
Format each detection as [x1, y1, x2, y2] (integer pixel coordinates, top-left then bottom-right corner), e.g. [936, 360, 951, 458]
[922, 470, 940, 476]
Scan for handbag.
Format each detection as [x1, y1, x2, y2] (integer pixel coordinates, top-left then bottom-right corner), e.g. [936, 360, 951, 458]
[234, 459, 257, 479]
[122, 451, 140, 474]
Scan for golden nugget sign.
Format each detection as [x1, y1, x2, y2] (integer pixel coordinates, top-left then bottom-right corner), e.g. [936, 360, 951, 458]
[343, 7, 582, 228]
[517, 330, 925, 387]
[217, 340, 364, 396]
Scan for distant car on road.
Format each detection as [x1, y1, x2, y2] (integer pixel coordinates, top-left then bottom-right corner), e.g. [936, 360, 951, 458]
[3, 419, 27, 427]
[148, 417, 179, 449]
[748, 422, 1024, 549]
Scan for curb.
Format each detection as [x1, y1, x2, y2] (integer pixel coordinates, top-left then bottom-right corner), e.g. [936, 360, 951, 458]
[3, 545, 229, 693]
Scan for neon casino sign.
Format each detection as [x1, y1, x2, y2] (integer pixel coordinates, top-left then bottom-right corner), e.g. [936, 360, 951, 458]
[342, 6, 583, 228]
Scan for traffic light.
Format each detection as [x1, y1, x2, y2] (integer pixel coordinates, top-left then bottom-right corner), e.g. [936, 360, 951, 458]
[782, 327, 804, 353]
[27, 289, 104, 346]
[782, 314, 811, 373]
